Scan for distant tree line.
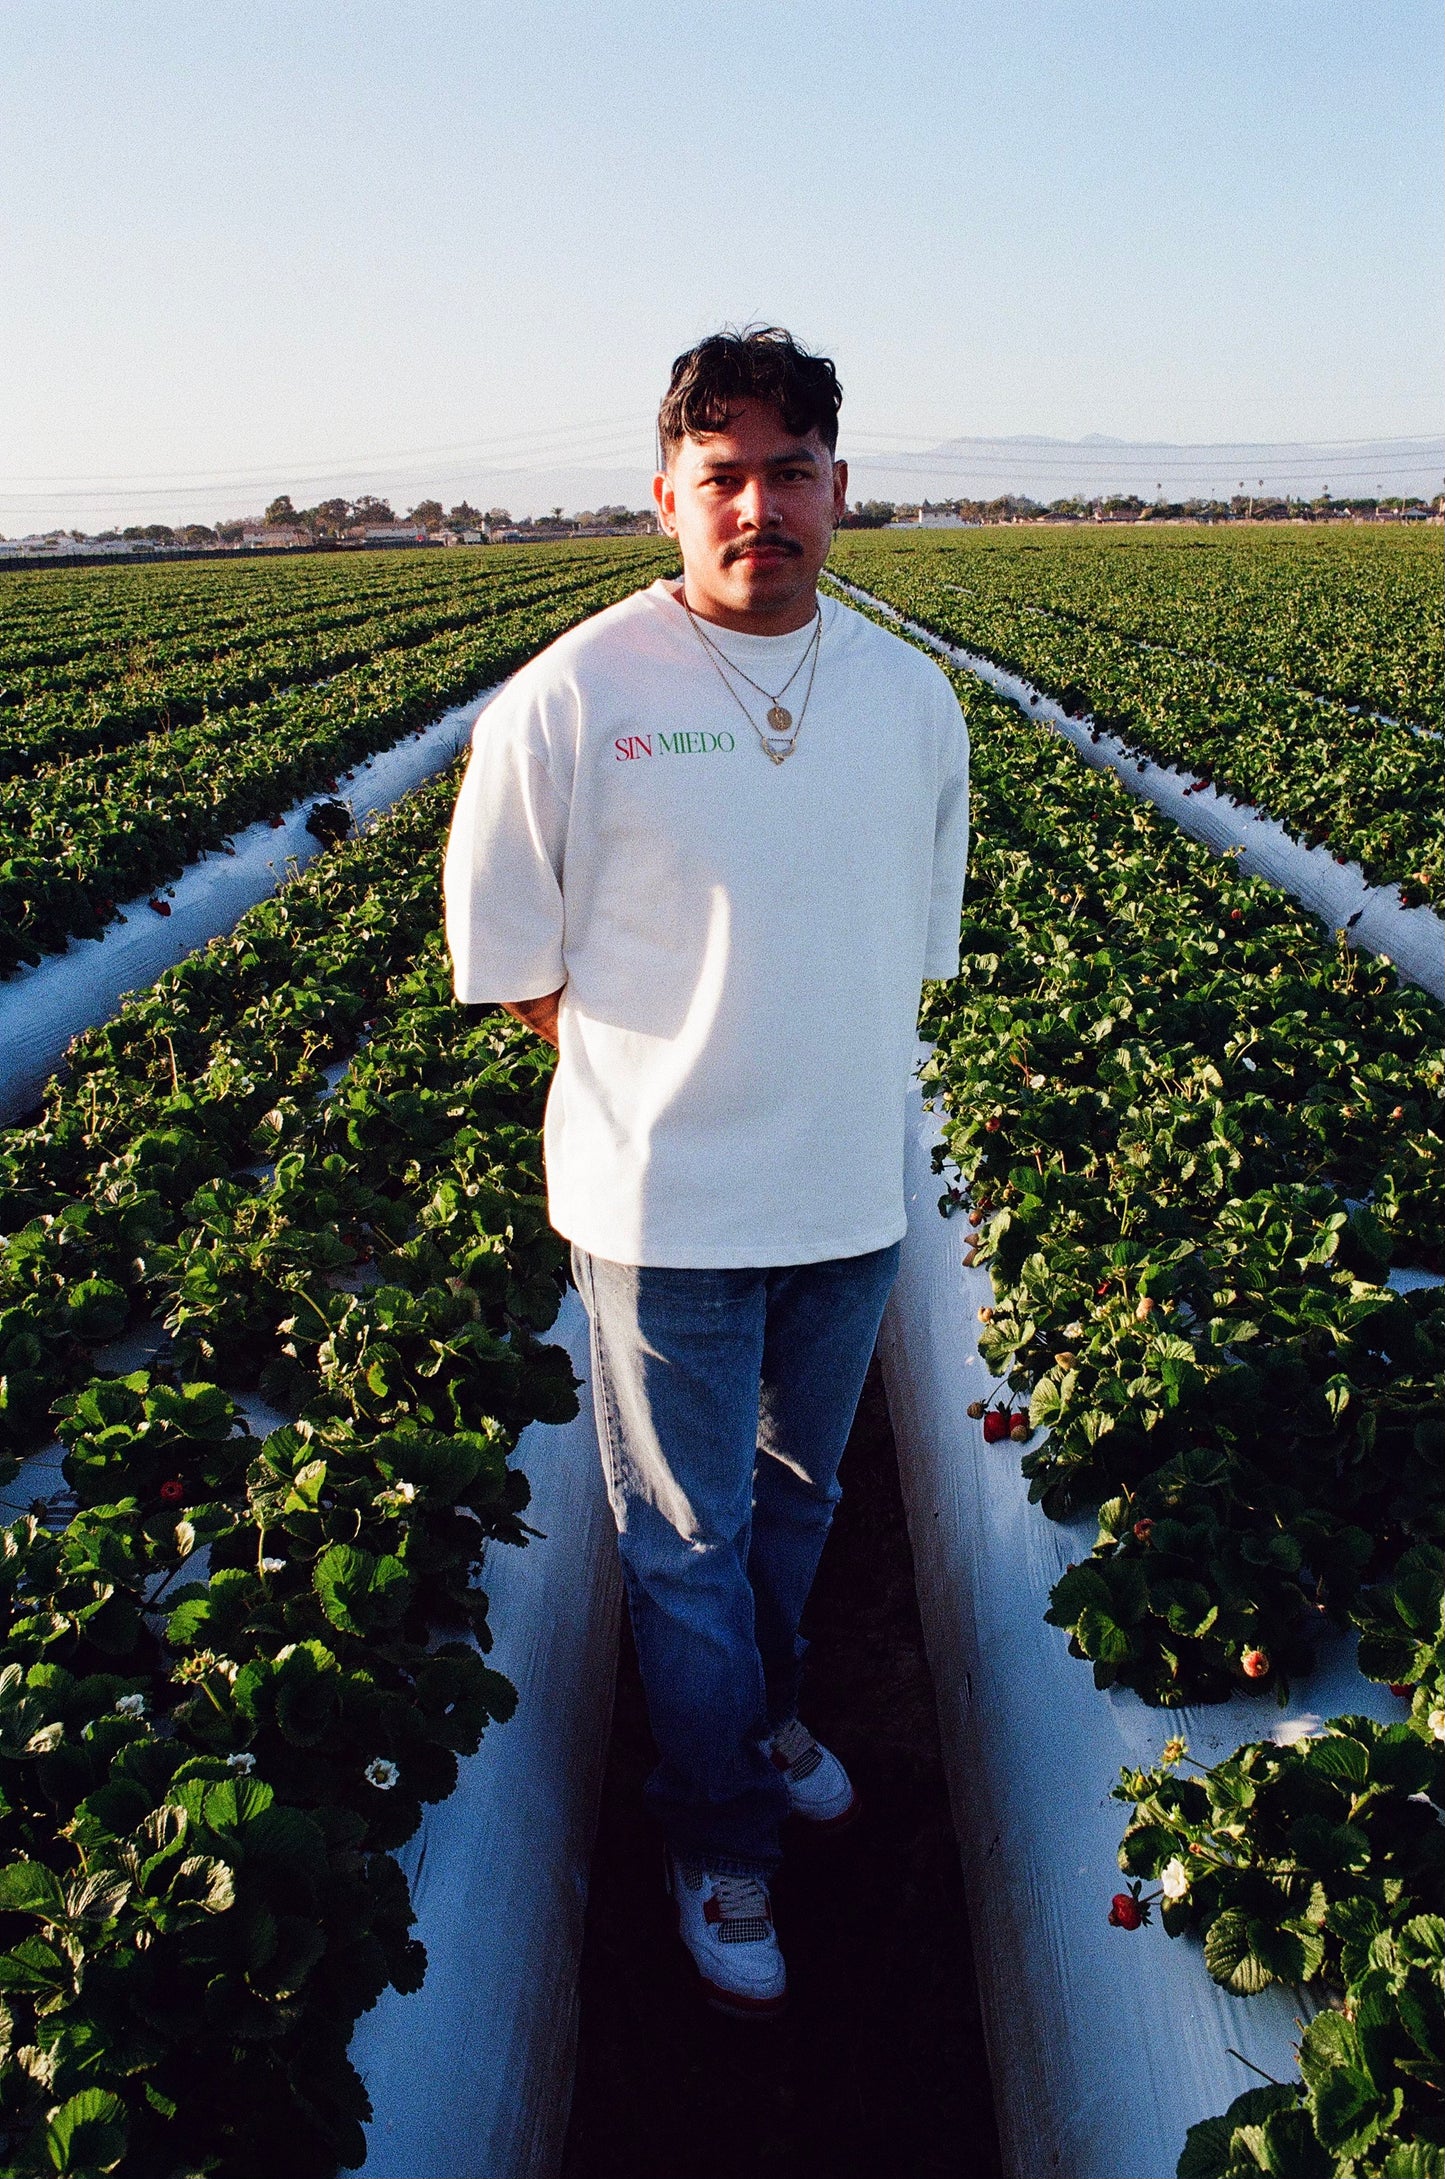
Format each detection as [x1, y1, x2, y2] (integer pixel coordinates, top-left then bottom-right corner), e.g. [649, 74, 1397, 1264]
[840, 492, 1442, 527]
[68, 496, 657, 551]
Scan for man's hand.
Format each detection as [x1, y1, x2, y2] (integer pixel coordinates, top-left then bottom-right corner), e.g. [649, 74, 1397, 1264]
[501, 987, 564, 1048]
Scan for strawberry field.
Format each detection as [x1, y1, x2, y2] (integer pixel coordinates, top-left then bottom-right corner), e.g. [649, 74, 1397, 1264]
[833, 527, 1444, 906]
[828, 530, 1445, 2179]
[0, 530, 1440, 2177]
[0, 545, 673, 2178]
[0, 543, 671, 977]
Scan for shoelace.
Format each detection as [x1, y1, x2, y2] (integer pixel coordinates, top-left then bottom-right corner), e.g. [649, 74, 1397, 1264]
[768, 1716, 824, 1780]
[707, 1872, 773, 1945]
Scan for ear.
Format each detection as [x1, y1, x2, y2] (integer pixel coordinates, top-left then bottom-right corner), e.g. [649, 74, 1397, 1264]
[652, 469, 678, 538]
[831, 457, 848, 526]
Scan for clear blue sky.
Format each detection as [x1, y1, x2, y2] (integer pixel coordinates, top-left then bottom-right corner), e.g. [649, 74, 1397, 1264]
[2, 0, 1440, 527]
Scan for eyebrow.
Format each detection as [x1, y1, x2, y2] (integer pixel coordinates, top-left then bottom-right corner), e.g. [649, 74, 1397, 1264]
[695, 448, 824, 476]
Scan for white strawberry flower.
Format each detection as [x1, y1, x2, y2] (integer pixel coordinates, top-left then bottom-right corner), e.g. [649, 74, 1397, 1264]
[365, 1757, 400, 1790]
[376, 1481, 417, 1508]
[259, 1557, 285, 1574]
[226, 1752, 257, 1774]
[115, 1693, 146, 1717]
[1160, 1857, 1190, 1900]
[1429, 1709, 1445, 1743]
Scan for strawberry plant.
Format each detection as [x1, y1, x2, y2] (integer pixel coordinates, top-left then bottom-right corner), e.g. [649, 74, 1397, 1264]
[1117, 1725, 1445, 2176]
[0, 987, 568, 2173]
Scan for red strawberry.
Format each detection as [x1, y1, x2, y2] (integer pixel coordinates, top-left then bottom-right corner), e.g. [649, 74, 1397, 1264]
[1109, 1893, 1144, 1930]
[1241, 1648, 1270, 1680]
[1133, 1517, 1154, 1543]
[147, 897, 171, 917]
[268, 815, 285, 829]
[1389, 1682, 1414, 1699]
[982, 1410, 1008, 1443]
[159, 1478, 185, 1506]
[984, 1116, 1002, 1133]
[1230, 908, 1242, 921]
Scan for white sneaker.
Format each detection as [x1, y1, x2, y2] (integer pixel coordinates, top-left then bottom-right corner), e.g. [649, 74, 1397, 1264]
[666, 1852, 787, 2017]
[761, 1717, 860, 1829]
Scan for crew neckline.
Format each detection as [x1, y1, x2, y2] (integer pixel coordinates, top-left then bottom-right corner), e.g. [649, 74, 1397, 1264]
[650, 576, 839, 654]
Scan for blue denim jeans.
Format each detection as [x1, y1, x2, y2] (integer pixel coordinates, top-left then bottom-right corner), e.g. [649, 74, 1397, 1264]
[571, 1240, 901, 1876]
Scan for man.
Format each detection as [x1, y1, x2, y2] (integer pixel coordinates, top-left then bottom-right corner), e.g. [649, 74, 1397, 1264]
[443, 327, 969, 2016]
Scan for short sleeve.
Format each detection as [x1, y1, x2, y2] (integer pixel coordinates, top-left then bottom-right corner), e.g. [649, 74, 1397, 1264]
[442, 693, 572, 1004]
[922, 678, 970, 979]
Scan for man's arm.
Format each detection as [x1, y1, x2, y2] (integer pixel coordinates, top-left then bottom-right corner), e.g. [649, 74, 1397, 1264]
[500, 987, 564, 1048]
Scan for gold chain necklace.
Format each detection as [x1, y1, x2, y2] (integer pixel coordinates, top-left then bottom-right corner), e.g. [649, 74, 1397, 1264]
[681, 591, 824, 764]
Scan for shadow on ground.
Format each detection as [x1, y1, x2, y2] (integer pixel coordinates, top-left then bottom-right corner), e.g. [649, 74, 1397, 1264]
[561, 1361, 1003, 2179]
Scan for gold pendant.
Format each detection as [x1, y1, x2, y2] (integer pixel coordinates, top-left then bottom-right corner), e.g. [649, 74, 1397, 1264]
[766, 704, 793, 734]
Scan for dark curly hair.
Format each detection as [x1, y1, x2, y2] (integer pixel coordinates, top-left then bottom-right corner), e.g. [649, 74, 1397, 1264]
[657, 326, 842, 463]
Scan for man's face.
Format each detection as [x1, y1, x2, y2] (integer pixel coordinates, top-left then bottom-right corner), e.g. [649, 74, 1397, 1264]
[652, 396, 848, 634]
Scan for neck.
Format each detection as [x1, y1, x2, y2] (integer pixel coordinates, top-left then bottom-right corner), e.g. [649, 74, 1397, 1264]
[674, 574, 820, 637]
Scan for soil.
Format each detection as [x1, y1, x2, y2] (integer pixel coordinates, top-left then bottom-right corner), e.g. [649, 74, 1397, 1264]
[561, 1362, 1003, 2179]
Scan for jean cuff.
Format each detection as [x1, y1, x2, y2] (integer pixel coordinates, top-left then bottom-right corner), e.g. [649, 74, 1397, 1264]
[668, 1844, 778, 1879]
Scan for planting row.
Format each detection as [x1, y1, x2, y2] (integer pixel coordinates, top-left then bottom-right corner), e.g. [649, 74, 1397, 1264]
[893, 627, 1441, 2168]
[0, 544, 673, 979]
[0, 542, 605, 677]
[0, 770, 466, 1462]
[0, 547, 642, 780]
[0, 776, 580, 2174]
[833, 534, 1445, 903]
[917, 669, 1442, 1706]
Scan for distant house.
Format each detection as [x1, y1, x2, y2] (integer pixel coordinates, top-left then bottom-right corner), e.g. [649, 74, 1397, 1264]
[363, 524, 430, 547]
[6, 534, 135, 557]
[241, 526, 310, 549]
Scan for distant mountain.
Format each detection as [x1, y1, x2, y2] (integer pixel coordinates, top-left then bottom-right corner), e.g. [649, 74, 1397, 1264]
[840, 433, 1445, 503]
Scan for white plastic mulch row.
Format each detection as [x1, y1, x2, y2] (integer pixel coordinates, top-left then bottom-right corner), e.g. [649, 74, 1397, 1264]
[0, 683, 507, 1125]
[879, 1075, 1435, 2179]
[349, 1291, 622, 2179]
[827, 575, 1445, 1006]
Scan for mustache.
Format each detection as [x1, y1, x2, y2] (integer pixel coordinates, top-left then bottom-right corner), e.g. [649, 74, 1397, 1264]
[722, 536, 804, 564]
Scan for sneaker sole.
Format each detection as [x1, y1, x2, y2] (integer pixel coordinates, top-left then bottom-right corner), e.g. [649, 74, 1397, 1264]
[699, 1974, 787, 2020]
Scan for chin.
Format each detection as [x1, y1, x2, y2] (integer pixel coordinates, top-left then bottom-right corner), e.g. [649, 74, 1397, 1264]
[729, 561, 803, 602]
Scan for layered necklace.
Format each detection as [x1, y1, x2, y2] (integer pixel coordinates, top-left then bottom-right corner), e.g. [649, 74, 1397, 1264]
[681, 589, 824, 765]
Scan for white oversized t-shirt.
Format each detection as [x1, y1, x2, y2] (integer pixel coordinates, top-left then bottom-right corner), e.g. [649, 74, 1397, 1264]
[442, 578, 969, 1267]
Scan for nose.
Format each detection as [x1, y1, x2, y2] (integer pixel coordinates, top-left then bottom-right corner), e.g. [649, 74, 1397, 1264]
[736, 476, 782, 532]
